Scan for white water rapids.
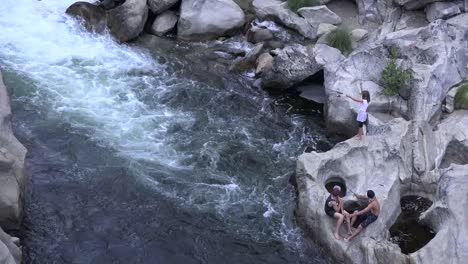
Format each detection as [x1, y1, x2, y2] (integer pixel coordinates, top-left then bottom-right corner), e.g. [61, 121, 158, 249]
[0, 0, 331, 263]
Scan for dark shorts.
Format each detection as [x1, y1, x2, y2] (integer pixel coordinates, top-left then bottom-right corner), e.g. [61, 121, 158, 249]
[357, 121, 366, 128]
[325, 209, 335, 217]
[359, 211, 378, 228]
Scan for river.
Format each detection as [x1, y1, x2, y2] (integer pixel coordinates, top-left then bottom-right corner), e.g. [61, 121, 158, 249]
[0, 0, 332, 263]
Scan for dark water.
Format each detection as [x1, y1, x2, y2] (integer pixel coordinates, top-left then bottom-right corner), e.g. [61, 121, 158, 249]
[389, 195, 435, 254]
[1, 1, 334, 263]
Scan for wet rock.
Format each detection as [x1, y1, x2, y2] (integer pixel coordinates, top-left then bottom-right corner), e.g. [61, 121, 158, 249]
[246, 26, 274, 44]
[150, 10, 178, 36]
[425, 1, 461, 22]
[255, 52, 274, 76]
[98, 0, 126, 10]
[107, 0, 148, 42]
[0, 71, 27, 232]
[178, 0, 245, 40]
[317, 23, 337, 38]
[66, 2, 107, 33]
[148, 0, 179, 15]
[230, 43, 265, 71]
[298, 6, 342, 25]
[252, 0, 317, 39]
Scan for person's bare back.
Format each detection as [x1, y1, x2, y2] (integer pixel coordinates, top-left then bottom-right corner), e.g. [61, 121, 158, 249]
[369, 198, 380, 216]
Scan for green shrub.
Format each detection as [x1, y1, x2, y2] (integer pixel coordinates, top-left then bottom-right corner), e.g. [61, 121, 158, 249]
[381, 47, 411, 96]
[287, 0, 320, 12]
[455, 84, 468, 109]
[325, 28, 353, 55]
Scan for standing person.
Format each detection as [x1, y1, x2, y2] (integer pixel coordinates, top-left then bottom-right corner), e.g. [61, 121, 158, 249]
[346, 90, 370, 140]
[324, 185, 352, 240]
[345, 190, 380, 242]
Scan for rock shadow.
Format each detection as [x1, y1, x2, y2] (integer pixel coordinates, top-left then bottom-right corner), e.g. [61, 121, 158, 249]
[389, 195, 436, 254]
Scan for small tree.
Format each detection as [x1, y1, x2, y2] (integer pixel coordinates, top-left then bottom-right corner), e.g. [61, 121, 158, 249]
[287, 0, 320, 12]
[455, 84, 468, 110]
[326, 28, 353, 55]
[381, 47, 411, 96]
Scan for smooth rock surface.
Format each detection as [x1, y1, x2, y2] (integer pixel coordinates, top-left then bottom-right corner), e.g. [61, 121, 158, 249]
[0, 71, 26, 232]
[252, 0, 317, 39]
[177, 0, 245, 40]
[298, 6, 342, 25]
[425, 1, 461, 22]
[107, 0, 148, 42]
[147, 0, 179, 15]
[355, 0, 395, 24]
[261, 44, 320, 90]
[297, 112, 468, 264]
[150, 10, 178, 36]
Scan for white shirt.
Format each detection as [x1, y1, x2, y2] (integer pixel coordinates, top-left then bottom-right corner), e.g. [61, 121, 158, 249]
[357, 99, 368, 122]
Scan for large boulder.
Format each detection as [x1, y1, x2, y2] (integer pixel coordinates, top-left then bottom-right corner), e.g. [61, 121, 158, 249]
[0, 71, 26, 232]
[298, 6, 342, 25]
[66, 2, 107, 33]
[148, 0, 179, 14]
[177, 0, 245, 40]
[107, 0, 148, 42]
[252, 0, 317, 39]
[425, 1, 461, 22]
[150, 10, 178, 36]
[246, 26, 274, 44]
[394, 10, 429, 31]
[261, 44, 319, 90]
[261, 44, 344, 90]
[296, 112, 468, 264]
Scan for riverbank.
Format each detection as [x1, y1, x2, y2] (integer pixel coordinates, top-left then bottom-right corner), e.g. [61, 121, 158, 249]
[0, 70, 26, 264]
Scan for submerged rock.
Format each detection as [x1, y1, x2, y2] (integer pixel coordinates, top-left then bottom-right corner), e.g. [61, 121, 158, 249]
[66, 2, 107, 33]
[107, 0, 148, 42]
[177, 0, 245, 40]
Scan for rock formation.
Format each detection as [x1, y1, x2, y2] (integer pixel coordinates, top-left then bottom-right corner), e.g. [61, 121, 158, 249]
[177, 0, 245, 40]
[0, 71, 27, 263]
[107, 0, 149, 42]
[150, 10, 178, 36]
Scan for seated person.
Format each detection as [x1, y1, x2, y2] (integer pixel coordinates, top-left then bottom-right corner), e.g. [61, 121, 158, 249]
[324, 185, 352, 240]
[345, 190, 380, 242]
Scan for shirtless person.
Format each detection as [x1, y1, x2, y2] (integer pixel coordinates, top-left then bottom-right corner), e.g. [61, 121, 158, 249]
[345, 190, 380, 242]
[324, 186, 352, 240]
